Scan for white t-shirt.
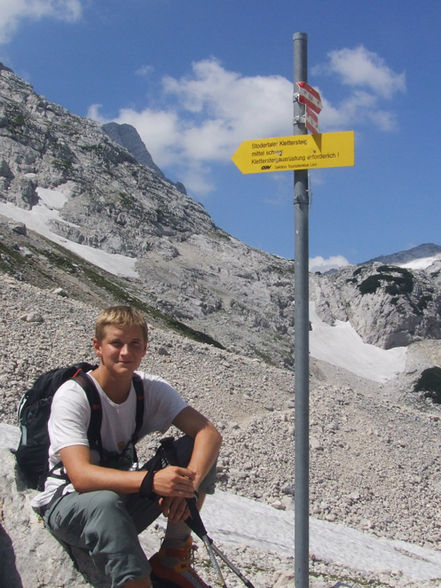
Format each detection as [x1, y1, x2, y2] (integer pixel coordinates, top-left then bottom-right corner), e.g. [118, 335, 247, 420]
[31, 370, 187, 509]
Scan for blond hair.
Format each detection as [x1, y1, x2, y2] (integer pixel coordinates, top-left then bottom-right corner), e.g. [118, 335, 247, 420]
[95, 306, 148, 343]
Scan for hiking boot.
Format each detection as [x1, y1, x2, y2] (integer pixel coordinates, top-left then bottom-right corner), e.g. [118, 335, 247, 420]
[149, 537, 211, 588]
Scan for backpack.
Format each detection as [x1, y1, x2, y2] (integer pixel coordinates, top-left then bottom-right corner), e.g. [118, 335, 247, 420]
[15, 363, 145, 490]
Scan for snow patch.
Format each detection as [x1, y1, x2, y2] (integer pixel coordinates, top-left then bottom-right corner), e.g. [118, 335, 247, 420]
[309, 303, 406, 382]
[152, 490, 441, 582]
[37, 186, 69, 210]
[0, 194, 138, 278]
[399, 254, 441, 270]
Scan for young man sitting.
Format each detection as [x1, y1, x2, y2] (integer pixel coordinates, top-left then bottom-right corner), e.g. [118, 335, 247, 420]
[31, 306, 222, 588]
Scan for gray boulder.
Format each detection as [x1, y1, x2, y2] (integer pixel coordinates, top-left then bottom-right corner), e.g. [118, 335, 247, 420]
[0, 425, 109, 587]
[0, 448, 95, 587]
[0, 425, 163, 588]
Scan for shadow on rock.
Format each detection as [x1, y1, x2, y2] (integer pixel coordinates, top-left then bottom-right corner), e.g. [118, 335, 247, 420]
[0, 524, 23, 588]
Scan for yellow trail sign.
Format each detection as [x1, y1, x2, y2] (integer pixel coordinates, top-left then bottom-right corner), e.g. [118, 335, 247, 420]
[232, 130, 354, 174]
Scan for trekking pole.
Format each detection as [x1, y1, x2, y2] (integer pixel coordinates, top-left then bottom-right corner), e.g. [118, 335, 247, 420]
[159, 438, 226, 587]
[159, 438, 255, 588]
[184, 495, 255, 588]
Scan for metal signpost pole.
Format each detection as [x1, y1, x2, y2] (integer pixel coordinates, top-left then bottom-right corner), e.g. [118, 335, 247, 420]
[231, 32, 353, 587]
[293, 31, 310, 588]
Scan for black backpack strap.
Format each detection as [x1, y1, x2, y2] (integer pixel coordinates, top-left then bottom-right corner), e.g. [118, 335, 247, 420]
[73, 370, 143, 450]
[72, 369, 103, 457]
[132, 373, 144, 443]
[68, 370, 143, 466]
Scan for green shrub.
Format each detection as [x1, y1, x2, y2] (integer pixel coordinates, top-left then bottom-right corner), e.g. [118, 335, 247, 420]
[358, 266, 414, 296]
[358, 274, 383, 294]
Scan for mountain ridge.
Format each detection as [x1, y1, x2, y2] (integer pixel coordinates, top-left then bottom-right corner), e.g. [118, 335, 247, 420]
[0, 61, 440, 371]
[364, 242, 441, 266]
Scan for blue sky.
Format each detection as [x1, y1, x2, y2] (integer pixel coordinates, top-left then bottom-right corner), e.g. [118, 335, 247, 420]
[1, 0, 440, 270]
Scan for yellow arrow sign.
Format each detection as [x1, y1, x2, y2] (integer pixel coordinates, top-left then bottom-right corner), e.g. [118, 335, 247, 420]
[232, 130, 354, 173]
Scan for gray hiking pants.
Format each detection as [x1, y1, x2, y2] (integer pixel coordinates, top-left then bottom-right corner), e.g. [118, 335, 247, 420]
[42, 436, 216, 587]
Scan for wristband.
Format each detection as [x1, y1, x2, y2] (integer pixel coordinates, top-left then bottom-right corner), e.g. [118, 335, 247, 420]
[140, 470, 157, 499]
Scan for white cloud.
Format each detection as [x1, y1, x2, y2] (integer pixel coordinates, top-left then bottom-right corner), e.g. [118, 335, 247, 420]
[135, 64, 154, 77]
[87, 103, 104, 121]
[327, 46, 406, 98]
[316, 46, 406, 132]
[0, 0, 82, 44]
[320, 89, 399, 132]
[154, 58, 293, 166]
[89, 51, 405, 197]
[89, 58, 292, 196]
[309, 255, 350, 273]
[179, 163, 215, 197]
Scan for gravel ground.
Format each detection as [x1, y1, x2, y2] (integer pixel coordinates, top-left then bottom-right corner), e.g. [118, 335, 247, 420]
[1, 273, 441, 587]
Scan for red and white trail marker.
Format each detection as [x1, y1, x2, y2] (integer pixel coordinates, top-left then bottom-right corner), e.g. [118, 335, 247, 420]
[305, 106, 319, 135]
[296, 81, 322, 114]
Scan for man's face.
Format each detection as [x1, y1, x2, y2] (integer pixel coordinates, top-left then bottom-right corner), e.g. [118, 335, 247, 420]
[93, 324, 147, 375]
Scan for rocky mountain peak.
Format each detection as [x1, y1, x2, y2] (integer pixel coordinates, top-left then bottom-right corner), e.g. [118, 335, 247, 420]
[102, 122, 163, 176]
[102, 121, 187, 194]
[365, 243, 441, 265]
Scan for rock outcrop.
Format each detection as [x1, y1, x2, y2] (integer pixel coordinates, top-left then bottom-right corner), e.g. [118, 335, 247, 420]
[0, 447, 91, 588]
[310, 262, 441, 348]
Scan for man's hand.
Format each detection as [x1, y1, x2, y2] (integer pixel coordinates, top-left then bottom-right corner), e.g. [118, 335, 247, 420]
[158, 496, 191, 522]
[152, 465, 196, 498]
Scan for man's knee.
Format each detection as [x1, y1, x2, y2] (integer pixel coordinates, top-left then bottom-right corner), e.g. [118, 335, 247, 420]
[144, 436, 217, 496]
[173, 435, 194, 466]
[90, 490, 122, 512]
[173, 436, 217, 495]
